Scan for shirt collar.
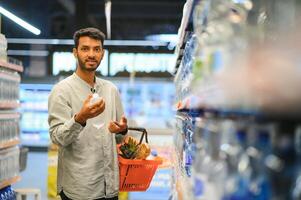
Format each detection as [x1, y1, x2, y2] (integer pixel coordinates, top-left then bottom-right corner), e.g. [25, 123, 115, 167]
[73, 73, 104, 91]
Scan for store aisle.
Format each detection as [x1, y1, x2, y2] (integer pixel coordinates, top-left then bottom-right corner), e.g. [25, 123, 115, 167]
[14, 152, 49, 200]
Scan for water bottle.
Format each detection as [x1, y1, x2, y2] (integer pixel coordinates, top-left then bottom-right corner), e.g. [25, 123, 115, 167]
[6, 187, 12, 200]
[89, 93, 101, 106]
[0, 189, 4, 200]
[268, 123, 297, 200]
[292, 125, 301, 200]
[247, 127, 272, 200]
[222, 122, 251, 200]
[3, 187, 8, 200]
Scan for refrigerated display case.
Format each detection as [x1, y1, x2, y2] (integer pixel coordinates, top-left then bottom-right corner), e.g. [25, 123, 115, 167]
[19, 83, 53, 147]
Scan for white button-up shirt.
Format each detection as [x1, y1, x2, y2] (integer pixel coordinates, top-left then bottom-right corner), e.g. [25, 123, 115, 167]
[48, 73, 124, 199]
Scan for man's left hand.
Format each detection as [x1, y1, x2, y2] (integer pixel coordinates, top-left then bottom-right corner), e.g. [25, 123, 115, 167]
[108, 115, 127, 134]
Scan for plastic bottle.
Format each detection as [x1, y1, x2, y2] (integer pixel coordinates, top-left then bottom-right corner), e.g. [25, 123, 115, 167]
[89, 93, 101, 106]
[268, 124, 296, 200]
[247, 127, 272, 200]
[222, 127, 250, 200]
[292, 125, 301, 200]
[89, 93, 105, 129]
[0, 189, 4, 200]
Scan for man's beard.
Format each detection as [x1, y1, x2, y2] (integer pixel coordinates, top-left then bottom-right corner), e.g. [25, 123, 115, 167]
[77, 57, 101, 72]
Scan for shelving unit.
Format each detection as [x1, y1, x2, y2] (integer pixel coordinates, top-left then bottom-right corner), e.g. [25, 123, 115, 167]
[0, 33, 23, 197]
[172, 0, 301, 200]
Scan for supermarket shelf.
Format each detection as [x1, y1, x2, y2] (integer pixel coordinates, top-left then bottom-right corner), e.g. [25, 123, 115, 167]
[0, 176, 21, 190]
[0, 60, 23, 73]
[0, 72, 21, 82]
[0, 102, 20, 109]
[0, 112, 20, 119]
[174, 77, 301, 122]
[0, 139, 20, 150]
[177, 106, 301, 125]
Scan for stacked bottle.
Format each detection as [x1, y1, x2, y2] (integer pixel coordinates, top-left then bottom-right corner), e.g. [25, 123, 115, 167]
[0, 114, 20, 149]
[0, 70, 20, 105]
[0, 147, 20, 183]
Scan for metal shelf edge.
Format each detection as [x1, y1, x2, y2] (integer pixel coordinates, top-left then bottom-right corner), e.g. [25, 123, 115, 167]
[0, 139, 20, 150]
[0, 176, 21, 190]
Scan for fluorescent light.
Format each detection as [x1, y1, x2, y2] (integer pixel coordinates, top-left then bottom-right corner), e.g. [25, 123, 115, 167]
[7, 38, 73, 45]
[7, 38, 169, 46]
[0, 6, 41, 35]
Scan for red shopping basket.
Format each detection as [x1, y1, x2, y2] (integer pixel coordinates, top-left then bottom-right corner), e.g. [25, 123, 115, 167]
[118, 127, 162, 191]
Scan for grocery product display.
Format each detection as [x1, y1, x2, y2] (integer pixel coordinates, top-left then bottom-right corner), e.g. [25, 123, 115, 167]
[172, 0, 301, 200]
[0, 33, 23, 199]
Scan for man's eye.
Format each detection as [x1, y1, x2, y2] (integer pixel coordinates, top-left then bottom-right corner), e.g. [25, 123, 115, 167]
[81, 47, 89, 51]
[95, 48, 101, 52]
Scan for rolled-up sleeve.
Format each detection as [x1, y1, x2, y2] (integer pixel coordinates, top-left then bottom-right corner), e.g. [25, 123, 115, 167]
[48, 85, 84, 147]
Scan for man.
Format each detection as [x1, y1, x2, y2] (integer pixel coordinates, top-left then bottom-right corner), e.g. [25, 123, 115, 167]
[48, 27, 127, 200]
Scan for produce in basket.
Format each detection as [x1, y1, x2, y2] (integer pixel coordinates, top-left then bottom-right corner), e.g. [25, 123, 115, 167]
[135, 143, 151, 159]
[119, 136, 150, 159]
[119, 136, 139, 159]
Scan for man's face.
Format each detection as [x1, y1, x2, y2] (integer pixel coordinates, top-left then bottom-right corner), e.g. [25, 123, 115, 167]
[73, 36, 104, 72]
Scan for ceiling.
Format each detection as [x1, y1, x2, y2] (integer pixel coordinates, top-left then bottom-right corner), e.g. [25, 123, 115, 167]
[0, 0, 185, 40]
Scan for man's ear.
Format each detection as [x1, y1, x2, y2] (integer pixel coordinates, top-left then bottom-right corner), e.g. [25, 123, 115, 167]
[73, 48, 77, 58]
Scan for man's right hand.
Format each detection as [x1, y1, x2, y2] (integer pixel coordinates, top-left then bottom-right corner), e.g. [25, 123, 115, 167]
[75, 94, 105, 126]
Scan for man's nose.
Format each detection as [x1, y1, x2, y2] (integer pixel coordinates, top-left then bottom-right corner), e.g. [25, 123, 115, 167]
[88, 49, 95, 57]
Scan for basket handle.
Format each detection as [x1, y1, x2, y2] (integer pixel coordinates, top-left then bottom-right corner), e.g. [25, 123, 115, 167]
[127, 127, 148, 145]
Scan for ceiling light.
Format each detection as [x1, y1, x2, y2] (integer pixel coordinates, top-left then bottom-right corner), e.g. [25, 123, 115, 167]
[0, 6, 41, 35]
[7, 38, 169, 46]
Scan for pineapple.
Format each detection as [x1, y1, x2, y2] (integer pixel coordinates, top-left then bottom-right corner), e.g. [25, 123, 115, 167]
[119, 136, 139, 159]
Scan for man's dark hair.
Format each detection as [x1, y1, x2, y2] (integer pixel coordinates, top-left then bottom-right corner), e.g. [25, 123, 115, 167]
[73, 27, 106, 48]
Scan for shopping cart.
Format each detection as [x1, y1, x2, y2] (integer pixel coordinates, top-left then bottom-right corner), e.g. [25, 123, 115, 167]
[118, 127, 162, 191]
